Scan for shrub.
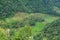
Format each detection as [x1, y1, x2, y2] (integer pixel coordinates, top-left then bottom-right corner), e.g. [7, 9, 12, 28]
[0, 28, 8, 40]
[11, 26, 32, 40]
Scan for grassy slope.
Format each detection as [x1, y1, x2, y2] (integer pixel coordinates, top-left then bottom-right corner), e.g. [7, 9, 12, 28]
[0, 12, 59, 36]
[31, 13, 59, 36]
[9, 13, 59, 35]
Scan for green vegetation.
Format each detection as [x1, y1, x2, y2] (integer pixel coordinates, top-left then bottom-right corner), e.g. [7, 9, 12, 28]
[0, 0, 60, 19]
[0, 13, 59, 40]
[0, 28, 8, 40]
[11, 26, 31, 40]
[33, 19, 60, 40]
[0, 0, 60, 40]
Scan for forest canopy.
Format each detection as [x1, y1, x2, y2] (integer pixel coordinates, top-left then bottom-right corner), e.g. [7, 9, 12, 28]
[0, 0, 60, 19]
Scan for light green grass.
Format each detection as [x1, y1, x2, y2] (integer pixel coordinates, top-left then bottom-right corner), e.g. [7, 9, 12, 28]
[32, 22, 45, 35]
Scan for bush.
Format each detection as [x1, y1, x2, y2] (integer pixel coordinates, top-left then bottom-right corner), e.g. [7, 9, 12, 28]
[11, 26, 32, 40]
[0, 28, 8, 40]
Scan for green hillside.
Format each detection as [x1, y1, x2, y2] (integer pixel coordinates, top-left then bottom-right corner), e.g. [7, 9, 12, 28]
[34, 19, 60, 40]
[0, 0, 60, 40]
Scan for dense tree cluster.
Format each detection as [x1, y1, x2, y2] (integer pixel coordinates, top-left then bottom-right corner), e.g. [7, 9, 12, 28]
[33, 19, 60, 40]
[0, 0, 60, 19]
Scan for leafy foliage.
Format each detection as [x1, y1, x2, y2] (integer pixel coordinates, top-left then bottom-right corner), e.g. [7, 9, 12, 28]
[11, 26, 32, 40]
[0, 28, 8, 40]
[33, 19, 60, 40]
[0, 0, 60, 19]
